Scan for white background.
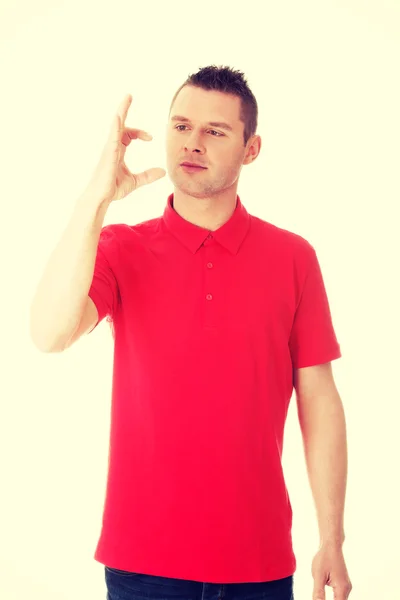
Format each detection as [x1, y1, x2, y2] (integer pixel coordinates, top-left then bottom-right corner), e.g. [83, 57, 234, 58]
[1, 1, 399, 598]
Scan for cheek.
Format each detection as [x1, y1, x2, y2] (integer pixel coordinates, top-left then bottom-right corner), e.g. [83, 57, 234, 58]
[166, 144, 177, 164]
[167, 139, 180, 158]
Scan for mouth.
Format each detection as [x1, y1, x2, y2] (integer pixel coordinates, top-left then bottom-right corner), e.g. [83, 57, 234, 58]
[180, 163, 207, 172]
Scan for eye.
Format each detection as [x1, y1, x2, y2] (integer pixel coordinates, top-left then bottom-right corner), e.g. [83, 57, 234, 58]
[175, 125, 223, 137]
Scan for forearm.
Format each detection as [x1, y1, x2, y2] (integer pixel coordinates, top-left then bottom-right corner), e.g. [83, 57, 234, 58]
[298, 391, 348, 547]
[30, 194, 110, 353]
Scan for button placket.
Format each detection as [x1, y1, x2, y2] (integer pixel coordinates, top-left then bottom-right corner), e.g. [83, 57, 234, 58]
[203, 235, 215, 327]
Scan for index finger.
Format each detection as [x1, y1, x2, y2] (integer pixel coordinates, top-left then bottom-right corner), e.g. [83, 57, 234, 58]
[118, 94, 132, 129]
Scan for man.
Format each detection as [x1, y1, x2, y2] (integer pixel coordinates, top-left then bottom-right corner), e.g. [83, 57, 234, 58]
[30, 65, 352, 600]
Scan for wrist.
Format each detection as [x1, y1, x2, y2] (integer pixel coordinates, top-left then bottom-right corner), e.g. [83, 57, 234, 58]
[319, 536, 345, 549]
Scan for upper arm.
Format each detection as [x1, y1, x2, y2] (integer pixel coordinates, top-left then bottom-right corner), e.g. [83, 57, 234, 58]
[293, 362, 343, 432]
[293, 362, 336, 399]
[289, 244, 341, 369]
[63, 297, 99, 350]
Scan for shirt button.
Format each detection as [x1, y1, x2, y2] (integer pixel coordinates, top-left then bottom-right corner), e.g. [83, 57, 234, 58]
[206, 294, 213, 301]
[207, 262, 213, 268]
[206, 233, 212, 240]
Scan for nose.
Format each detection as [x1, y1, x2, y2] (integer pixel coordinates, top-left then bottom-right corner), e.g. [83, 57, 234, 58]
[183, 131, 204, 153]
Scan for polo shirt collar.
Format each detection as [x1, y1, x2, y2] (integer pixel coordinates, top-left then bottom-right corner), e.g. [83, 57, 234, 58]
[162, 193, 250, 255]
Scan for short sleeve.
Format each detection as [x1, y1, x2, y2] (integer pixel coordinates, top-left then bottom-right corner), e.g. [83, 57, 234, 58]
[289, 245, 341, 369]
[88, 225, 120, 333]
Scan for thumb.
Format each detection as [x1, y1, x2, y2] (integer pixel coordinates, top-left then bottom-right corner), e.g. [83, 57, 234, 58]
[132, 167, 166, 190]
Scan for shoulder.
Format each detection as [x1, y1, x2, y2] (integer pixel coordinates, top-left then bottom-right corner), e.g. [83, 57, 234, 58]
[249, 214, 315, 265]
[100, 215, 163, 246]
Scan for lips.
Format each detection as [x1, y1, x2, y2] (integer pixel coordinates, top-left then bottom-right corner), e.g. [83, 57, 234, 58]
[180, 162, 206, 168]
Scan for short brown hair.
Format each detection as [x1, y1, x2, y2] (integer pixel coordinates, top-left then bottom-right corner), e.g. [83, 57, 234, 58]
[169, 65, 258, 146]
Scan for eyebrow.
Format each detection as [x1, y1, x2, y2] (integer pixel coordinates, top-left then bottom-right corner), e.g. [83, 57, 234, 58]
[170, 115, 233, 132]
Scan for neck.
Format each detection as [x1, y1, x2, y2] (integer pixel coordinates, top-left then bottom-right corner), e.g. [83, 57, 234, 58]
[172, 190, 238, 232]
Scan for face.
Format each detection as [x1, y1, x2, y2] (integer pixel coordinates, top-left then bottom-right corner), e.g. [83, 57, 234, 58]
[166, 86, 260, 200]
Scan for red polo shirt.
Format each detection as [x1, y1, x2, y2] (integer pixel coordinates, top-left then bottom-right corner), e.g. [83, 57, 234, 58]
[87, 193, 341, 584]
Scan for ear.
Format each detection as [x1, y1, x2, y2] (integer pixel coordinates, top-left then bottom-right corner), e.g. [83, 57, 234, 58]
[244, 135, 262, 165]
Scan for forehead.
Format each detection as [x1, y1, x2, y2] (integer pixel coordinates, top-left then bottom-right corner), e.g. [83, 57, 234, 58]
[170, 86, 241, 128]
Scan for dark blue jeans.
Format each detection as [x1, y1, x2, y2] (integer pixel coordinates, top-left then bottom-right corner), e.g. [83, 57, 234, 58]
[104, 567, 294, 599]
